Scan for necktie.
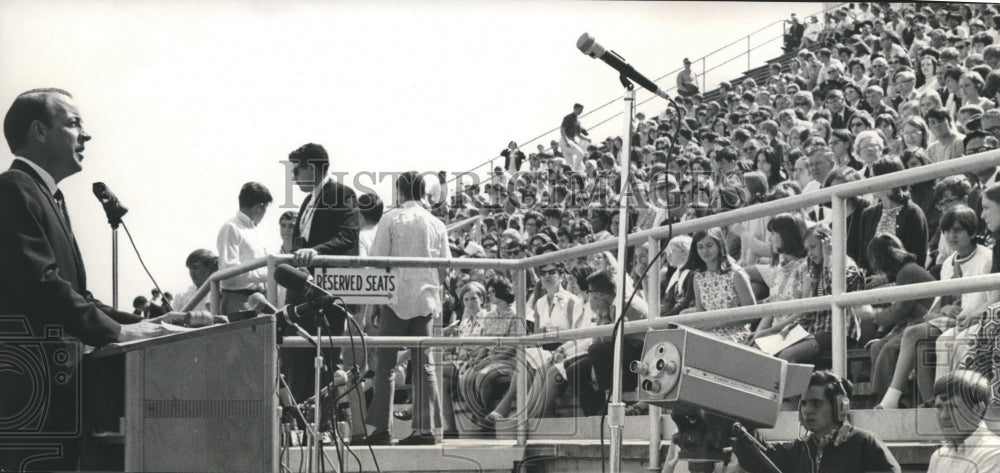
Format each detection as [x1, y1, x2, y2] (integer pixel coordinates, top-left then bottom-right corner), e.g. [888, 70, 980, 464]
[54, 189, 73, 233]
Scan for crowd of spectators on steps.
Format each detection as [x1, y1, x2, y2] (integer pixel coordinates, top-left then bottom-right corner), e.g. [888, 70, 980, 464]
[430, 2, 1000, 421]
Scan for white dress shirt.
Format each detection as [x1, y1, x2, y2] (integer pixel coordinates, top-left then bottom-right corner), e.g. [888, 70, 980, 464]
[369, 200, 451, 320]
[216, 211, 269, 290]
[533, 288, 588, 331]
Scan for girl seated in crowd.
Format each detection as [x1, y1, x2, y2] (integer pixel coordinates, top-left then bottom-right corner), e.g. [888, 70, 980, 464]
[866, 234, 937, 406]
[680, 228, 756, 343]
[877, 206, 992, 408]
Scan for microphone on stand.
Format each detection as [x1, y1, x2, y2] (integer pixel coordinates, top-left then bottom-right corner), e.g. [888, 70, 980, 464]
[274, 264, 331, 304]
[273, 264, 353, 326]
[92, 182, 128, 228]
[577, 33, 671, 99]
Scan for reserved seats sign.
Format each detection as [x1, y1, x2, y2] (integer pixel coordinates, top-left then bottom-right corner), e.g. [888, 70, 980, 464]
[310, 267, 399, 304]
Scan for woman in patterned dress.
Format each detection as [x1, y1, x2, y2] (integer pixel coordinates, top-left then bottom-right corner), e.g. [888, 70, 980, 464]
[769, 224, 865, 364]
[442, 280, 525, 435]
[750, 213, 811, 360]
[680, 228, 757, 343]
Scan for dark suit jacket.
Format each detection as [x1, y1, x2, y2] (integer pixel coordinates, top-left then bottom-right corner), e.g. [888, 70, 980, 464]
[288, 178, 361, 324]
[829, 106, 857, 130]
[0, 161, 143, 469]
[293, 178, 361, 257]
[0, 160, 141, 346]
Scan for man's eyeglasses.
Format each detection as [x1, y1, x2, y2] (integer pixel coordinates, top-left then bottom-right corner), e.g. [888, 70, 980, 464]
[537, 267, 560, 276]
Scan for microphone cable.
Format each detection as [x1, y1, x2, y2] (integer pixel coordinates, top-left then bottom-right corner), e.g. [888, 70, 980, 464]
[331, 307, 381, 473]
[320, 300, 381, 473]
[120, 222, 172, 312]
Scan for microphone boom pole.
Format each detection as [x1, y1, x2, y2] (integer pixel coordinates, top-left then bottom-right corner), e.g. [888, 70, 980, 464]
[577, 33, 669, 473]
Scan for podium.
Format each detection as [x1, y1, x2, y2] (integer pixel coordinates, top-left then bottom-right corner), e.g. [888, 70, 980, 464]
[82, 316, 278, 472]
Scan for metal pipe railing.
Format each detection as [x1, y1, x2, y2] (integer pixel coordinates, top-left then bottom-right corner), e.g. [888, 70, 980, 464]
[285, 273, 1000, 349]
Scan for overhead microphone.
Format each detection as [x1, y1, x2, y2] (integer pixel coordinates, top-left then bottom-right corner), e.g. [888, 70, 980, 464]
[576, 33, 671, 99]
[92, 182, 128, 228]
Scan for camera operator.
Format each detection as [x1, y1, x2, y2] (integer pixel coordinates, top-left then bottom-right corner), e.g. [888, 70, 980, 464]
[731, 370, 901, 473]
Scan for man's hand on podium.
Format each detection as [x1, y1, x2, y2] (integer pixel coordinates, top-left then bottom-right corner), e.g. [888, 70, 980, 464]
[151, 310, 215, 328]
[117, 320, 174, 342]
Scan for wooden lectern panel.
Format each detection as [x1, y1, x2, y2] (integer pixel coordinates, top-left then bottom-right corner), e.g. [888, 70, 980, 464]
[87, 317, 277, 473]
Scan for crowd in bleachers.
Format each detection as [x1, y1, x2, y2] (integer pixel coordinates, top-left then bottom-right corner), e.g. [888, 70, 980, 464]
[433, 2, 1000, 424]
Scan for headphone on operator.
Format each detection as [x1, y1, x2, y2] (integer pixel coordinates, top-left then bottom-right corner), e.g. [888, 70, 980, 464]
[801, 370, 852, 424]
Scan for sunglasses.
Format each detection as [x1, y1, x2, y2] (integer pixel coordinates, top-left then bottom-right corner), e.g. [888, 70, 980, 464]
[537, 267, 561, 276]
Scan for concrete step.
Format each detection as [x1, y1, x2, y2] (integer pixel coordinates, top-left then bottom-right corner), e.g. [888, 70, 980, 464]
[285, 439, 524, 473]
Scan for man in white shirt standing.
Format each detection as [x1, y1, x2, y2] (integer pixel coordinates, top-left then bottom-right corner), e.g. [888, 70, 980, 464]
[366, 171, 450, 446]
[216, 182, 272, 314]
[927, 370, 1000, 473]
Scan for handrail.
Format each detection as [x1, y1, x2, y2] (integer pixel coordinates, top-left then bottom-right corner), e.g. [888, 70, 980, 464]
[442, 3, 846, 193]
[281, 271, 1000, 348]
[519, 148, 1000, 268]
[445, 214, 480, 232]
[188, 147, 1000, 314]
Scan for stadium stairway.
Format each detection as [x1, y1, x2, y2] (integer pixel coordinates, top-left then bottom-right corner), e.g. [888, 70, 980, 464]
[700, 45, 821, 105]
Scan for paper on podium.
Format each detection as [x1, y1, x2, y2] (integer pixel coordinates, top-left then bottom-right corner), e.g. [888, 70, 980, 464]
[161, 322, 198, 332]
[754, 324, 810, 356]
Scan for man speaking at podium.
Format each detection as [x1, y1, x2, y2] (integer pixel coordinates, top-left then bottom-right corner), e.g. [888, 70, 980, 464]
[0, 89, 178, 470]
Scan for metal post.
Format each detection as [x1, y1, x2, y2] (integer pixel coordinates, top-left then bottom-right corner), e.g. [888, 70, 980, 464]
[313, 324, 323, 472]
[609, 88, 636, 473]
[645, 237, 662, 470]
[747, 35, 752, 71]
[701, 58, 706, 96]
[830, 195, 847, 376]
[112, 228, 119, 308]
[210, 280, 221, 315]
[266, 255, 279, 306]
[515, 269, 528, 446]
